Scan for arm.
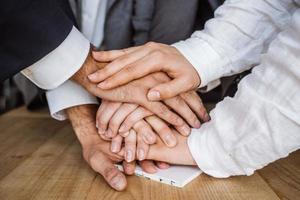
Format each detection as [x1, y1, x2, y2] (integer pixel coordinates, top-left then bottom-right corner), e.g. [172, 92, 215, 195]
[66, 104, 127, 191]
[88, 0, 297, 100]
[173, 0, 297, 87]
[148, 9, 300, 175]
[187, 10, 300, 177]
[0, 0, 90, 87]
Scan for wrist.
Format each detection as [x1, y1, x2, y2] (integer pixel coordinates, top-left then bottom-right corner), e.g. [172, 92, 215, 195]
[71, 49, 108, 91]
[67, 104, 100, 146]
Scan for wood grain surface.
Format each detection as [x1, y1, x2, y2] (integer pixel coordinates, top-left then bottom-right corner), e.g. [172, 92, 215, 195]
[0, 107, 299, 200]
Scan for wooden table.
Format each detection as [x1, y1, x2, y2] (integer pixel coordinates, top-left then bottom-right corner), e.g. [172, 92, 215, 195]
[0, 107, 299, 200]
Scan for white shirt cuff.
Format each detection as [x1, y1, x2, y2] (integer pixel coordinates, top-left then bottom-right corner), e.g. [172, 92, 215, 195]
[21, 26, 90, 90]
[46, 80, 99, 121]
[173, 39, 228, 88]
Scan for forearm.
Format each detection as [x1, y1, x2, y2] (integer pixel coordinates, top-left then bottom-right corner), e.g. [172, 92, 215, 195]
[66, 104, 99, 146]
[71, 51, 107, 90]
[188, 15, 300, 177]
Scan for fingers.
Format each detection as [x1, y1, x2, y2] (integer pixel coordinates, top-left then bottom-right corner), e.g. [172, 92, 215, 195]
[96, 54, 161, 90]
[144, 101, 185, 127]
[124, 129, 137, 162]
[133, 120, 156, 145]
[92, 46, 140, 62]
[145, 115, 177, 147]
[110, 135, 123, 153]
[164, 95, 199, 132]
[180, 91, 210, 122]
[132, 120, 154, 161]
[119, 107, 153, 134]
[96, 101, 122, 135]
[132, 119, 156, 145]
[155, 161, 170, 169]
[147, 77, 194, 101]
[122, 161, 136, 175]
[108, 103, 138, 138]
[139, 160, 157, 174]
[89, 151, 127, 191]
[136, 131, 150, 161]
[89, 46, 149, 83]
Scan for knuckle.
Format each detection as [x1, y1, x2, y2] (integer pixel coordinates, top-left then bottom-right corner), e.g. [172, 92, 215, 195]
[123, 66, 136, 75]
[98, 117, 107, 126]
[88, 152, 99, 166]
[173, 96, 185, 106]
[159, 126, 171, 134]
[146, 41, 157, 48]
[109, 121, 118, 131]
[150, 50, 165, 60]
[115, 88, 130, 101]
[103, 166, 118, 180]
[156, 104, 169, 116]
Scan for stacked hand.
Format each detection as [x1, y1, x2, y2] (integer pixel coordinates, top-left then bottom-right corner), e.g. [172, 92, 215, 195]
[69, 43, 210, 191]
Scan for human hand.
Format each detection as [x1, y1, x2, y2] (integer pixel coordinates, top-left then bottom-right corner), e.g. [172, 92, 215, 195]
[96, 89, 209, 148]
[95, 100, 175, 161]
[73, 58, 209, 129]
[71, 57, 186, 128]
[88, 42, 201, 100]
[147, 128, 197, 166]
[66, 105, 127, 191]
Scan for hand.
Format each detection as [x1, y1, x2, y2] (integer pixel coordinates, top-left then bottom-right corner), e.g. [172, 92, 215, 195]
[71, 56, 185, 127]
[89, 42, 201, 100]
[147, 129, 197, 166]
[73, 58, 208, 129]
[67, 105, 127, 191]
[95, 92, 208, 149]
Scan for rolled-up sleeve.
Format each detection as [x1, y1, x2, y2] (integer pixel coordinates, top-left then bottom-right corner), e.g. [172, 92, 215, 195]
[187, 8, 300, 177]
[173, 0, 297, 88]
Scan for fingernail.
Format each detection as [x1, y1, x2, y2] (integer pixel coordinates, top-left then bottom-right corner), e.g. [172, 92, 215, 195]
[194, 119, 201, 128]
[138, 149, 145, 161]
[96, 121, 99, 128]
[147, 90, 160, 101]
[182, 125, 191, 136]
[126, 150, 133, 162]
[204, 113, 210, 121]
[119, 124, 127, 133]
[98, 127, 105, 135]
[111, 143, 119, 153]
[88, 73, 98, 81]
[111, 175, 125, 191]
[165, 135, 176, 147]
[121, 131, 130, 137]
[106, 129, 113, 138]
[97, 81, 108, 89]
[143, 134, 155, 144]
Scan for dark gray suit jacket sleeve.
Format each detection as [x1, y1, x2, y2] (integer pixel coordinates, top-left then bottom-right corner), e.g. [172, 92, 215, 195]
[0, 0, 76, 81]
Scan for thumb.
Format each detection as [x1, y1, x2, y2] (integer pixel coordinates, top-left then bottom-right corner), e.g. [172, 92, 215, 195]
[89, 152, 127, 191]
[147, 77, 193, 101]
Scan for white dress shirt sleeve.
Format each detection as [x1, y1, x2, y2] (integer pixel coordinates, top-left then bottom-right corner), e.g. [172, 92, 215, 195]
[46, 80, 98, 121]
[44, 1, 108, 121]
[187, 9, 300, 177]
[21, 26, 90, 90]
[173, 0, 297, 88]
